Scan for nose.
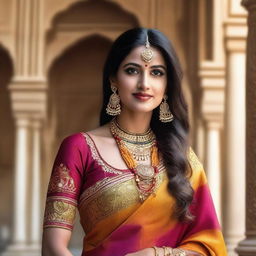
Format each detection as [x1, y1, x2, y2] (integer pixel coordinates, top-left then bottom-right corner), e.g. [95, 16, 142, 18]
[138, 71, 150, 91]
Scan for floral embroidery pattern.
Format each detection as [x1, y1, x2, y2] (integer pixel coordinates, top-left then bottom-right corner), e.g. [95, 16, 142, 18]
[82, 133, 124, 175]
[48, 163, 76, 194]
[188, 148, 203, 172]
[44, 197, 76, 230]
[78, 169, 167, 233]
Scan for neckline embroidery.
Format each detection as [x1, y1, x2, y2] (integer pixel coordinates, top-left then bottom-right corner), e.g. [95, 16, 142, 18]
[82, 132, 125, 174]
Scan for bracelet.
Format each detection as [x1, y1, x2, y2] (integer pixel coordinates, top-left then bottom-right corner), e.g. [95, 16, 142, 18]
[152, 246, 160, 256]
[172, 248, 186, 256]
[163, 246, 172, 256]
[161, 247, 186, 256]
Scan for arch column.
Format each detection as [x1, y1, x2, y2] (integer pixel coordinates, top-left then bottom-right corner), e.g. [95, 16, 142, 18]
[236, 0, 256, 255]
[3, 79, 46, 256]
[3, 0, 46, 254]
[199, 63, 225, 223]
[13, 118, 30, 246]
[205, 120, 222, 223]
[30, 119, 42, 248]
[198, 0, 226, 223]
[223, 16, 247, 256]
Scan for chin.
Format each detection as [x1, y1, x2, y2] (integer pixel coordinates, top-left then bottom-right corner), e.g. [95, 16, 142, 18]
[121, 101, 160, 114]
[126, 106, 156, 114]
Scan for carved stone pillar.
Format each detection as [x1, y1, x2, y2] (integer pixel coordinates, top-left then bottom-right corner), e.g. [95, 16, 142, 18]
[223, 11, 247, 255]
[13, 118, 30, 246]
[205, 121, 222, 223]
[3, 80, 46, 256]
[236, 0, 256, 255]
[30, 120, 42, 248]
[3, 0, 46, 254]
[198, 0, 226, 223]
[199, 63, 225, 223]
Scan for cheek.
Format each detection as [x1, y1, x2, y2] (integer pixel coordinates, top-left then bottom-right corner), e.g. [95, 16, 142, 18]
[117, 74, 137, 91]
[154, 79, 167, 95]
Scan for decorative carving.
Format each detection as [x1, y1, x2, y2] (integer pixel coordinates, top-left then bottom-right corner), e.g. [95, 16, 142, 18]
[48, 163, 77, 194]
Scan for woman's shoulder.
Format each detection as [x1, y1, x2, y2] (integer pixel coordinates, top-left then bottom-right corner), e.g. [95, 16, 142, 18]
[61, 124, 110, 144]
[86, 123, 112, 138]
[187, 147, 204, 173]
[59, 124, 113, 153]
[187, 147, 207, 189]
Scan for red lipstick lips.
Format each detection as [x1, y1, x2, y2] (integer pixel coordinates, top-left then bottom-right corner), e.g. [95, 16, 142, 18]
[132, 92, 153, 101]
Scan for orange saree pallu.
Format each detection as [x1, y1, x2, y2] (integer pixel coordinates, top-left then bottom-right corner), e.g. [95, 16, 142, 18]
[43, 133, 227, 256]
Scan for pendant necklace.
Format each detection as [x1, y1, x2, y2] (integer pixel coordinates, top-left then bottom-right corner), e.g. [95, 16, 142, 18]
[110, 118, 159, 201]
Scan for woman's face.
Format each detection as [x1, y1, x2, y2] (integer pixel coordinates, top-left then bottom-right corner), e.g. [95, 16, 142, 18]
[113, 45, 167, 114]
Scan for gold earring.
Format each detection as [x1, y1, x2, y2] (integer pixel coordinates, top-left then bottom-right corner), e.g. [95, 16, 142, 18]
[159, 95, 174, 123]
[106, 85, 121, 116]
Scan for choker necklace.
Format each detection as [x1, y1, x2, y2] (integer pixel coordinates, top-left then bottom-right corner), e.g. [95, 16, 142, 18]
[110, 119, 159, 201]
[111, 118, 155, 161]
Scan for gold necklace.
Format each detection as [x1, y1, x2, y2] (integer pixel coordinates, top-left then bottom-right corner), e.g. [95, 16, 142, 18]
[110, 119, 159, 201]
[111, 119, 155, 161]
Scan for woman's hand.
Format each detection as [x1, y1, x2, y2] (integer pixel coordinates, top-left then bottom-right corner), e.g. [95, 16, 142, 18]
[124, 247, 203, 256]
[125, 247, 159, 256]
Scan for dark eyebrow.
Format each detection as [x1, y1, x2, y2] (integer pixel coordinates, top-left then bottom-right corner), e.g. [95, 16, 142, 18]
[123, 62, 141, 68]
[122, 63, 166, 71]
[150, 65, 166, 71]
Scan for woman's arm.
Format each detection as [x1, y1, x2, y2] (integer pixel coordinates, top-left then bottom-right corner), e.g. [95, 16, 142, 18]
[42, 228, 73, 256]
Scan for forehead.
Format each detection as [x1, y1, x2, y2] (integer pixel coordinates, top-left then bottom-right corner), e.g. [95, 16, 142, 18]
[121, 45, 166, 66]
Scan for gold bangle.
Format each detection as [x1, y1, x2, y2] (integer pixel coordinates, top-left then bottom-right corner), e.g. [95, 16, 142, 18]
[152, 246, 160, 256]
[172, 248, 186, 256]
[163, 246, 173, 256]
[162, 246, 168, 256]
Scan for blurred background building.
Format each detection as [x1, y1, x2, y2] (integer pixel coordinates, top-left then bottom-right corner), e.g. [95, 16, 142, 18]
[0, 0, 255, 255]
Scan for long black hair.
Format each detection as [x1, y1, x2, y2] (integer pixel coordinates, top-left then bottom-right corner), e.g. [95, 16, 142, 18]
[100, 28, 194, 222]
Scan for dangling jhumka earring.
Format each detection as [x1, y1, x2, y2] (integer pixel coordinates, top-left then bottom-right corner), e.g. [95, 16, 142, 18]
[159, 95, 174, 123]
[141, 35, 154, 63]
[106, 85, 121, 116]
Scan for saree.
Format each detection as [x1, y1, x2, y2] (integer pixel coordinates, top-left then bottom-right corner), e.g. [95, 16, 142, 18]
[43, 132, 227, 256]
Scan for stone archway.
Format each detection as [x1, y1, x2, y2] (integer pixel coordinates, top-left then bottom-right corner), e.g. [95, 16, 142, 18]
[46, 35, 112, 251]
[48, 35, 112, 142]
[0, 46, 14, 252]
[45, 0, 139, 71]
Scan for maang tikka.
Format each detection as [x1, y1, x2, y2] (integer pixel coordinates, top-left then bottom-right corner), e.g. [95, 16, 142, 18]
[141, 35, 154, 63]
[106, 85, 121, 116]
[159, 95, 174, 123]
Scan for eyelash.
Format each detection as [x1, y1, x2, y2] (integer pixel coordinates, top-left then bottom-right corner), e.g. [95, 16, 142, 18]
[124, 67, 165, 76]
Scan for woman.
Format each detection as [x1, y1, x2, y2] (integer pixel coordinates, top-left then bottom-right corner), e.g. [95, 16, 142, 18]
[42, 28, 227, 256]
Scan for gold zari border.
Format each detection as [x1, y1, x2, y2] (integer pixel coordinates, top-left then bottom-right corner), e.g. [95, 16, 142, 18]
[43, 197, 76, 230]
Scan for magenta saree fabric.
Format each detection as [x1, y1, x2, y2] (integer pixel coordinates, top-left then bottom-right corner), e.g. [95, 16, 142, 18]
[43, 133, 227, 256]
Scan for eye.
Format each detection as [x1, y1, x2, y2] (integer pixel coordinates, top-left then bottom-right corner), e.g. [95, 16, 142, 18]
[151, 69, 165, 77]
[124, 67, 139, 75]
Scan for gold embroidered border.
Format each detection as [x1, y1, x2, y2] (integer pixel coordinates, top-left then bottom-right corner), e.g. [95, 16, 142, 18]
[48, 163, 77, 195]
[43, 196, 77, 230]
[82, 133, 124, 175]
[78, 170, 166, 234]
[79, 173, 134, 206]
[80, 177, 140, 233]
[188, 148, 203, 172]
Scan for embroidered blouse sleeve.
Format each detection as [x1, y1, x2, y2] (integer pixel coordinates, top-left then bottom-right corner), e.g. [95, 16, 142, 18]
[43, 133, 88, 231]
